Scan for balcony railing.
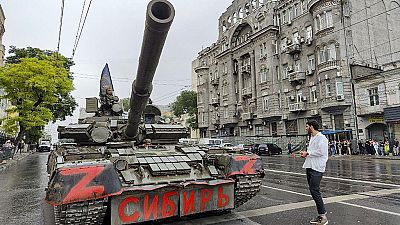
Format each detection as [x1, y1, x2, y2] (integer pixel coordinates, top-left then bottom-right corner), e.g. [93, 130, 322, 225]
[211, 118, 220, 124]
[210, 78, 219, 85]
[289, 102, 306, 112]
[211, 98, 220, 106]
[242, 112, 253, 121]
[317, 60, 340, 71]
[288, 71, 306, 83]
[241, 65, 251, 74]
[242, 87, 252, 97]
[286, 43, 301, 55]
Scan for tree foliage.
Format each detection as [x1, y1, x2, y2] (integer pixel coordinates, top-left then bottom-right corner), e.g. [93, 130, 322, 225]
[0, 47, 77, 144]
[170, 90, 198, 129]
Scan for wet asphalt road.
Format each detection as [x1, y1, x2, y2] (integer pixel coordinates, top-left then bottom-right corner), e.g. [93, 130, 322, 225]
[0, 153, 400, 225]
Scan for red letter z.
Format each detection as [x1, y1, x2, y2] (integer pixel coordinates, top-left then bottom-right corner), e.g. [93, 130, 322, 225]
[60, 166, 105, 203]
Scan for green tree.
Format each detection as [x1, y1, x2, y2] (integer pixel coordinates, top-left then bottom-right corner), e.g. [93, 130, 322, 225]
[0, 52, 75, 145]
[170, 90, 198, 129]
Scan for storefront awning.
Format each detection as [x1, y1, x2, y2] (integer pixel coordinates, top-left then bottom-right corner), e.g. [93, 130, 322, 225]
[321, 130, 352, 135]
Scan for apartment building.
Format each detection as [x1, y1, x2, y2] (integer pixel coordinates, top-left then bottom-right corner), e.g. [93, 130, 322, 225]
[0, 4, 5, 66]
[194, 0, 400, 138]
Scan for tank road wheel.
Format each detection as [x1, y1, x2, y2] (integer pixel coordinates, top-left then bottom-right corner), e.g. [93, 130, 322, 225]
[234, 174, 262, 207]
[54, 198, 108, 225]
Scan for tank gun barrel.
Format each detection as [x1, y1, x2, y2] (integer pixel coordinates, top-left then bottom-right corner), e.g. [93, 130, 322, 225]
[125, 0, 175, 139]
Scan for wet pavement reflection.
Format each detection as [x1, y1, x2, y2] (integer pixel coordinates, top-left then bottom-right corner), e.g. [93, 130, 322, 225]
[0, 153, 48, 225]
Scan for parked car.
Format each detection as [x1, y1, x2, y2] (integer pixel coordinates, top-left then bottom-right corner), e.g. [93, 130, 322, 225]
[243, 144, 254, 152]
[38, 140, 51, 152]
[221, 143, 234, 150]
[255, 143, 283, 156]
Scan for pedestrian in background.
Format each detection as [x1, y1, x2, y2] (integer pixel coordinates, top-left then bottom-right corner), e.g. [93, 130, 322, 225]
[373, 140, 379, 155]
[337, 141, 342, 155]
[394, 139, 399, 156]
[288, 141, 292, 154]
[300, 120, 329, 225]
[330, 141, 336, 157]
[2, 140, 13, 160]
[16, 140, 24, 155]
[384, 141, 389, 156]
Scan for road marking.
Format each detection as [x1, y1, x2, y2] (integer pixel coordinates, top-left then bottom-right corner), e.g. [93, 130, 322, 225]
[265, 169, 400, 188]
[338, 202, 400, 217]
[262, 185, 400, 217]
[261, 185, 310, 197]
[191, 188, 400, 224]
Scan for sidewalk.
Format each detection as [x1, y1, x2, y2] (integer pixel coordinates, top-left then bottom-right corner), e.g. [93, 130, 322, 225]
[331, 154, 400, 160]
[0, 152, 31, 171]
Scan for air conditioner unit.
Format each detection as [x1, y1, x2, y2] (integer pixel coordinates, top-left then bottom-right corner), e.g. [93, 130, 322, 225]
[300, 37, 305, 43]
[308, 70, 314, 75]
[282, 115, 288, 120]
[325, 74, 329, 80]
[309, 81, 315, 86]
[302, 96, 308, 101]
[288, 66, 294, 72]
[310, 109, 319, 115]
[290, 96, 296, 101]
[284, 88, 289, 93]
[287, 20, 292, 25]
[306, 39, 312, 45]
[336, 95, 344, 101]
[336, 71, 342, 77]
[287, 39, 292, 45]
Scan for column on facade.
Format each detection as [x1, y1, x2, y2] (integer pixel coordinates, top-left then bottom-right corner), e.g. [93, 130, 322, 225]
[238, 58, 243, 104]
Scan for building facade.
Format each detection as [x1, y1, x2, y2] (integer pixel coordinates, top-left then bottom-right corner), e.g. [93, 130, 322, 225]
[194, 0, 400, 139]
[0, 4, 5, 66]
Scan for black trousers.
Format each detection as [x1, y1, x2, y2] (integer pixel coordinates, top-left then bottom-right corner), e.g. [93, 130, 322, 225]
[306, 168, 326, 215]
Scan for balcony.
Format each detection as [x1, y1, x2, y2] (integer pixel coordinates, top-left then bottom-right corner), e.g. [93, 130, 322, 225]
[198, 122, 208, 128]
[211, 118, 220, 124]
[289, 102, 306, 112]
[194, 65, 209, 73]
[241, 65, 251, 74]
[210, 78, 219, 86]
[357, 105, 385, 116]
[288, 71, 306, 83]
[242, 112, 253, 121]
[242, 87, 252, 97]
[317, 60, 340, 72]
[320, 96, 351, 111]
[210, 98, 220, 106]
[286, 43, 301, 55]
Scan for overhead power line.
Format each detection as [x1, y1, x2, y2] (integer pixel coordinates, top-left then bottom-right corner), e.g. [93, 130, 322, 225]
[72, 0, 87, 55]
[56, 0, 65, 52]
[71, 0, 93, 59]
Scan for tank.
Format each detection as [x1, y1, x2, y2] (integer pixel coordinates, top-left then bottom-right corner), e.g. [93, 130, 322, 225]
[45, 1, 264, 224]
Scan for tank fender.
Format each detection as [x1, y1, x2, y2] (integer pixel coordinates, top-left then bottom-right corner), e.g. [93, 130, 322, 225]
[46, 163, 122, 206]
[217, 154, 264, 177]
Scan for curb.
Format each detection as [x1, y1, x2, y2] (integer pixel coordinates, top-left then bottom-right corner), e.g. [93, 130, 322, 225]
[330, 155, 400, 161]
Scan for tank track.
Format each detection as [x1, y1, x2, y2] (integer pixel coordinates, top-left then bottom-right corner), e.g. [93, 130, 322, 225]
[234, 174, 262, 207]
[54, 198, 108, 225]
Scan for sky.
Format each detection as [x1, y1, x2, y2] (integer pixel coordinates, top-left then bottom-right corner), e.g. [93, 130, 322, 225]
[0, 0, 232, 139]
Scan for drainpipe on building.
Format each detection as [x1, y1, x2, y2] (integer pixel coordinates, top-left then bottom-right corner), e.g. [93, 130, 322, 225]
[341, 0, 360, 153]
